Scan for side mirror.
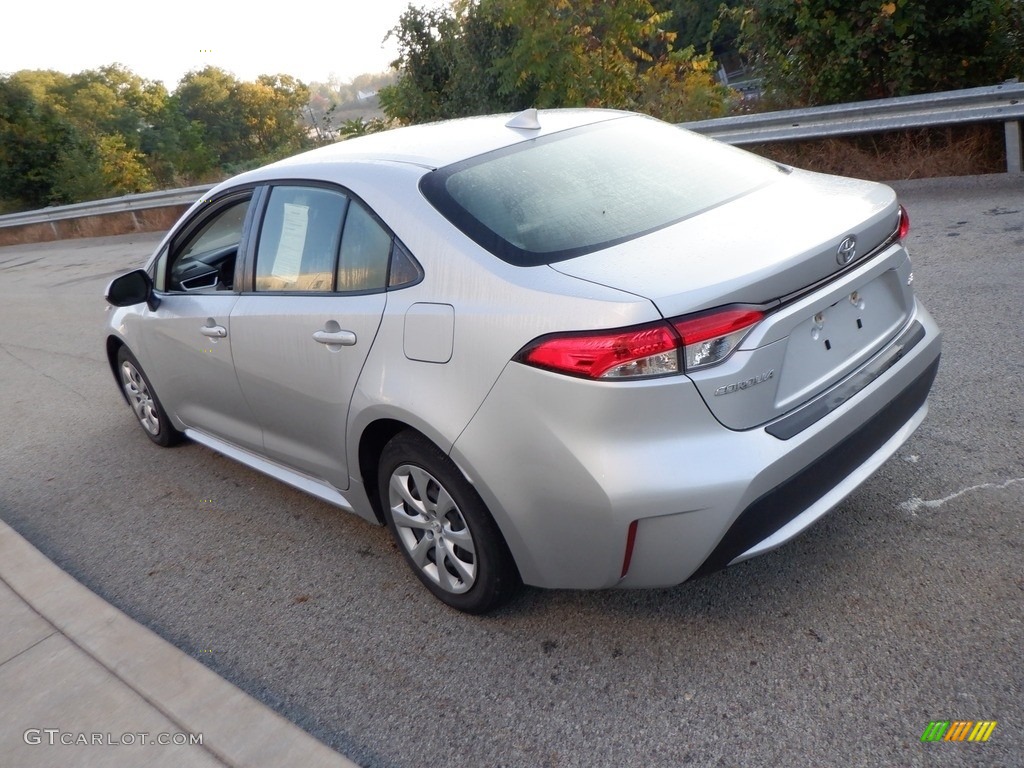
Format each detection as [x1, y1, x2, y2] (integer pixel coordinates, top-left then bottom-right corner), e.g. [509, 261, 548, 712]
[105, 269, 160, 311]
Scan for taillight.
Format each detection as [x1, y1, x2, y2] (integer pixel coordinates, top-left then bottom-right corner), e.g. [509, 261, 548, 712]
[516, 306, 765, 379]
[671, 308, 764, 371]
[516, 322, 680, 380]
[898, 204, 910, 240]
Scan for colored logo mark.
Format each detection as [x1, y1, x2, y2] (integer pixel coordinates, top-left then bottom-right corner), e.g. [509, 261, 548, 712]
[921, 720, 997, 742]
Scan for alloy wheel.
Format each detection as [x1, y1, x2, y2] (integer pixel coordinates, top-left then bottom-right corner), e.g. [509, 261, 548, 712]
[388, 464, 477, 594]
[120, 360, 161, 436]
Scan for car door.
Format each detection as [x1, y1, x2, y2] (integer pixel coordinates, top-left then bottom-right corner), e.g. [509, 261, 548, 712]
[139, 190, 263, 452]
[229, 184, 398, 489]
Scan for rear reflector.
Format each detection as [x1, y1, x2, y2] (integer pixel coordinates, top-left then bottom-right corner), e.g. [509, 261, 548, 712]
[621, 520, 639, 577]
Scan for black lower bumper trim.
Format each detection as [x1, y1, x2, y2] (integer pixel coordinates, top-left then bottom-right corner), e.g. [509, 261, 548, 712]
[689, 355, 940, 581]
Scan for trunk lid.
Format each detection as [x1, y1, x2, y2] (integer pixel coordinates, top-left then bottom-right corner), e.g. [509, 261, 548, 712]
[550, 170, 915, 430]
[549, 169, 900, 313]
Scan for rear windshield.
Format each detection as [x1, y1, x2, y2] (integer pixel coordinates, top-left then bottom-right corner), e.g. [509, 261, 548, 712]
[419, 115, 783, 266]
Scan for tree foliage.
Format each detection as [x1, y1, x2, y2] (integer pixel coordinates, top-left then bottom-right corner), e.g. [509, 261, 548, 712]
[0, 64, 316, 212]
[652, 0, 743, 56]
[0, 78, 76, 210]
[733, 0, 1024, 106]
[380, 0, 733, 124]
[177, 68, 311, 169]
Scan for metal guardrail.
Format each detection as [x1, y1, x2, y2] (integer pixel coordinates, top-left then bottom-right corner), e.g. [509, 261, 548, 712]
[0, 185, 213, 228]
[1, 82, 1021, 232]
[681, 81, 1024, 173]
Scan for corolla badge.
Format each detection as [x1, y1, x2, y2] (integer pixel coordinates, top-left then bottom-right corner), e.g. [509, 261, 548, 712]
[837, 236, 857, 265]
[714, 369, 774, 396]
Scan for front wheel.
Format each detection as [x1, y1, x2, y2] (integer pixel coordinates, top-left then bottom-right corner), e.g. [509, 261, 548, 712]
[378, 431, 520, 614]
[116, 346, 182, 447]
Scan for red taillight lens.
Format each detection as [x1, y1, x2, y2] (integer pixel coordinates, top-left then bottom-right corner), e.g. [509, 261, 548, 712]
[898, 204, 910, 240]
[671, 308, 764, 370]
[517, 322, 679, 380]
[517, 307, 765, 379]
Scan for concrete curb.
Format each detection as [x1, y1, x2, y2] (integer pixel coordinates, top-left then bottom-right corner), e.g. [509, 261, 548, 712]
[0, 519, 358, 768]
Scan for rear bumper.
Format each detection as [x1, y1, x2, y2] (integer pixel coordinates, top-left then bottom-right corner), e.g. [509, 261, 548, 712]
[450, 302, 941, 589]
[690, 353, 937, 579]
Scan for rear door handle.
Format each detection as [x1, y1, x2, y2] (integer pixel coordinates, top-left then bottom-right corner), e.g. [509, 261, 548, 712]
[313, 329, 357, 346]
[200, 325, 227, 338]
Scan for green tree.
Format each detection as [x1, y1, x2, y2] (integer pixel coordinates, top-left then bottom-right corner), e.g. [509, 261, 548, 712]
[7, 69, 71, 105]
[380, 0, 732, 124]
[734, 0, 1024, 106]
[139, 95, 217, 185]
[175, 67, 246, 163]
[0, 80, 151, 210]
[2, 62, 318, 210]
[240, 75, 311, 156]
[3, 65, 166, 205]
[49, 133, 156, 204]
[654, 0, 741, 54]
[61, 65, 167, 142]
[175, 67, 311, 168]
[0, 78, 77, 210]
[487, 0, 676, 108]
[379, 5, 467, 123]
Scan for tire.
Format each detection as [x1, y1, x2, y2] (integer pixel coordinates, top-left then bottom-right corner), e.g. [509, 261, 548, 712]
[116, 346, 183, 447]
[378, 431, 520, 614]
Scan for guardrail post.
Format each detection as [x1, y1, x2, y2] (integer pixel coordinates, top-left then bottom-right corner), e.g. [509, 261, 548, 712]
[1006, 120, 1023, 173]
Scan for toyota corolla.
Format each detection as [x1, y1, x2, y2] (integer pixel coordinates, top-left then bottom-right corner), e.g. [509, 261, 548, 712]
[104, 109, 941, 613]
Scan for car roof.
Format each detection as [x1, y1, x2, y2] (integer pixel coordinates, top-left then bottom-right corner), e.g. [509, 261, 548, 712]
[250, 108, 635, 178]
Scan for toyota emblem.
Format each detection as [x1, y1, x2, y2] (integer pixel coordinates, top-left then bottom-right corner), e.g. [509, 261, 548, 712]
[837, 236, 857, 266]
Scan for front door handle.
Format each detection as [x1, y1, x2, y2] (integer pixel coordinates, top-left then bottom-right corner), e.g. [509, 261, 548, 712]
[313, 329, 357, 346]
[200, 325, 227, 338]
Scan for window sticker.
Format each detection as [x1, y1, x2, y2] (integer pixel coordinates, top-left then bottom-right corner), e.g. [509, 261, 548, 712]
[271, 203, 309, 282]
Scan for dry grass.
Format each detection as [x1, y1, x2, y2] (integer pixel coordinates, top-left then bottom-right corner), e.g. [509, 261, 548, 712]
[746, 123, 1006, 181]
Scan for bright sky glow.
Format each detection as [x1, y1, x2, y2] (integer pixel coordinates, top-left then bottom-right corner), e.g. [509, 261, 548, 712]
[3, 0, 442, 88]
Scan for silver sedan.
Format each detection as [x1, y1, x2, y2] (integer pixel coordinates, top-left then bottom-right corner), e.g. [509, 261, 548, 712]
[104, 109, 941, 613]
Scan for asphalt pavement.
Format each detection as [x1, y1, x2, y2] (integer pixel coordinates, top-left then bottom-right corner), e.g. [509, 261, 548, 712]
[0, 174, 1021, 767]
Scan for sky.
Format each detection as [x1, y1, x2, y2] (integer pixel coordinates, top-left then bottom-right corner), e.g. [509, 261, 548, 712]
[3, 0, 444, 88]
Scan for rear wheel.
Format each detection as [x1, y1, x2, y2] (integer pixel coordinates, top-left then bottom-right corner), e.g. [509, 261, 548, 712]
[116, 346, 182, 447]
[379, 431, 519, 614]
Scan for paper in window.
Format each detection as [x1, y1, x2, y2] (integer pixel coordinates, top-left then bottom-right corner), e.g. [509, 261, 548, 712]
[271, 202, 309, 281]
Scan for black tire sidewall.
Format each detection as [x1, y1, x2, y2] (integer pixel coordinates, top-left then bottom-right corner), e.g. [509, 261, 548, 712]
[378, 431, 519, 614]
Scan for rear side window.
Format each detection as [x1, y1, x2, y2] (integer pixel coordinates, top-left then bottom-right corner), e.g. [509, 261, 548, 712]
[420, 115, 782, 266]
[254, 184, 423, 293]
[337, 201, 392, 292]
[255, 186, 348, 292]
